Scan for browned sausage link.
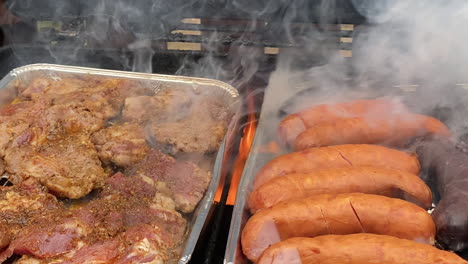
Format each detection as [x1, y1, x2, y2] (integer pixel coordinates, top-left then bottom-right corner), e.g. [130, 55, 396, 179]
[248, 166, 432, 213]
[293, 115, 450, 150]
[277, 114, 306, 147]
[253, 144, 420, 190]
[277, 97, 409, 147]
[257, 234, 467, 264]
[241, 193, 435, 262]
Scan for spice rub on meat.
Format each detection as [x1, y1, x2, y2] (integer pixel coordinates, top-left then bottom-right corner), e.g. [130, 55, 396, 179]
[91, 123, 150, 167]
[4, 172, 186, 264]
[22, 77, 151, 108]
[0, 99, 51, 157]
[124, 89, 230, 154]
[5, 132, 108, 199]
[20, 77, 152, 131]
[0, 180, 62, 260]
[0, 74, 231, 263]
[14, 224, 179, 264]
[147, 98, 231, 154]
[122, 89, 192, 123]
[1, 77, 153, 199]
[0, 159, 4, 176]
[127, 149, 212, 213]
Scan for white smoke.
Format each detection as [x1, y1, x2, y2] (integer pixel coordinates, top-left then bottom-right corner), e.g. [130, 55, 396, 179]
[262, 0, 468, 139]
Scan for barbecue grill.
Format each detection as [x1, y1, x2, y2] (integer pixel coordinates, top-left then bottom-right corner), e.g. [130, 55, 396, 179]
[2, 0, 467, 263]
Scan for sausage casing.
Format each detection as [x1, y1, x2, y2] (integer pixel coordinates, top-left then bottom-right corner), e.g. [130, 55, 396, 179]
[257, 234, 467, 264]
[248, 166, 432, 213]
[293, 114, 450, 150]
[242, 193, 435, 262]
[254, 144, 420, 189]
[278, 97, 409, 146]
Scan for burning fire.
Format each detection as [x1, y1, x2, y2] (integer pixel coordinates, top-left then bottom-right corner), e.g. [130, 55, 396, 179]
[213, 90, 257, 205]
[213, 88, 282, 205]
[226, 102, 257, 205]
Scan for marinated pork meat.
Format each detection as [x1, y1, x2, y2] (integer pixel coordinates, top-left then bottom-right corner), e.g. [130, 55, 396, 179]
[82, 172, 184, 239]
[4, 172, 186, 263]
[20, 77, 92, 97]
[22, 77, 149, 104]
[128, 149, 212, 213]
[91, 123, 150, 167]
[0, 223, 9, 250]
[0, 180, 62, 260]
[50, 92, 117, 124]
[0, 180, 62, 236]
[46, 79, 148, 118]
[122, 89, 192, 123]
[0, 159, 4, 176]
[0, 99, 51, 157]
[5, 132, 108, 199]
[0, 74, 230, 263]
[149, 119, 227, 154]
[94, 78, 153, 109]
[22, 77, 151, 124]
[147, 98, 230, 154]
[33, 102, 111, 139]
[14, 224, 177, 264]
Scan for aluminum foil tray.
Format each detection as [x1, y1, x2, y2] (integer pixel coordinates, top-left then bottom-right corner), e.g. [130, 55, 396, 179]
[224, 81, 468, 263]
[0, 63, 241, 264]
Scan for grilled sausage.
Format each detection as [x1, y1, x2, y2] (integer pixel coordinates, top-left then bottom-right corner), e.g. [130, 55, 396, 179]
[253, 144, 420, 189]
[257, 234, 467, 264]
[241, 193, 435, 262]
[278, 97, 409, 146]
[416, 138, 468, 252]
[248, 166, 432, 213]
[293, 115, 450, 150]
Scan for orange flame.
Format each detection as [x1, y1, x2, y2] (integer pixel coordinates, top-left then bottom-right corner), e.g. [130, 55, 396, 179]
[213, 90, 284, 205]
[213, 91, 258, 204]
[226, 106, 257, 205]
[213, 89, 258, 205]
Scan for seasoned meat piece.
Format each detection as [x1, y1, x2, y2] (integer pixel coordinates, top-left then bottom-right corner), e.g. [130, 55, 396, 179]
[0, 159, 4, 176]
[9, 217, 89, 259]
[0, 99, 50, 156]
[32, 102, 110, 140]
[0, 180, 61, 235]
[2, 83, 120, 150]
[93, 78, 152, 109]
[30, 79, 149, 137]
[128, 150, 212, 213]
[4, 132, 108, 199]
[23, 77, 150, 112]
[0, 101, 35, 116]
[147, 98, 230, 154]
[91, 123, 149, 167]
[0, 223, 9, 250]
[0, 179, 62, 260]
[21, 77, 92, 98]
[5, 173, 186, 263]
[122, 89, 192, 123]
[14, 225, 177, 264]
[148, 118, 227, 154]
[50, 92, 117, 122]
[169, 162, 212, 213]
[114, 224, 176, 264]
[74, 173, 183, 241]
